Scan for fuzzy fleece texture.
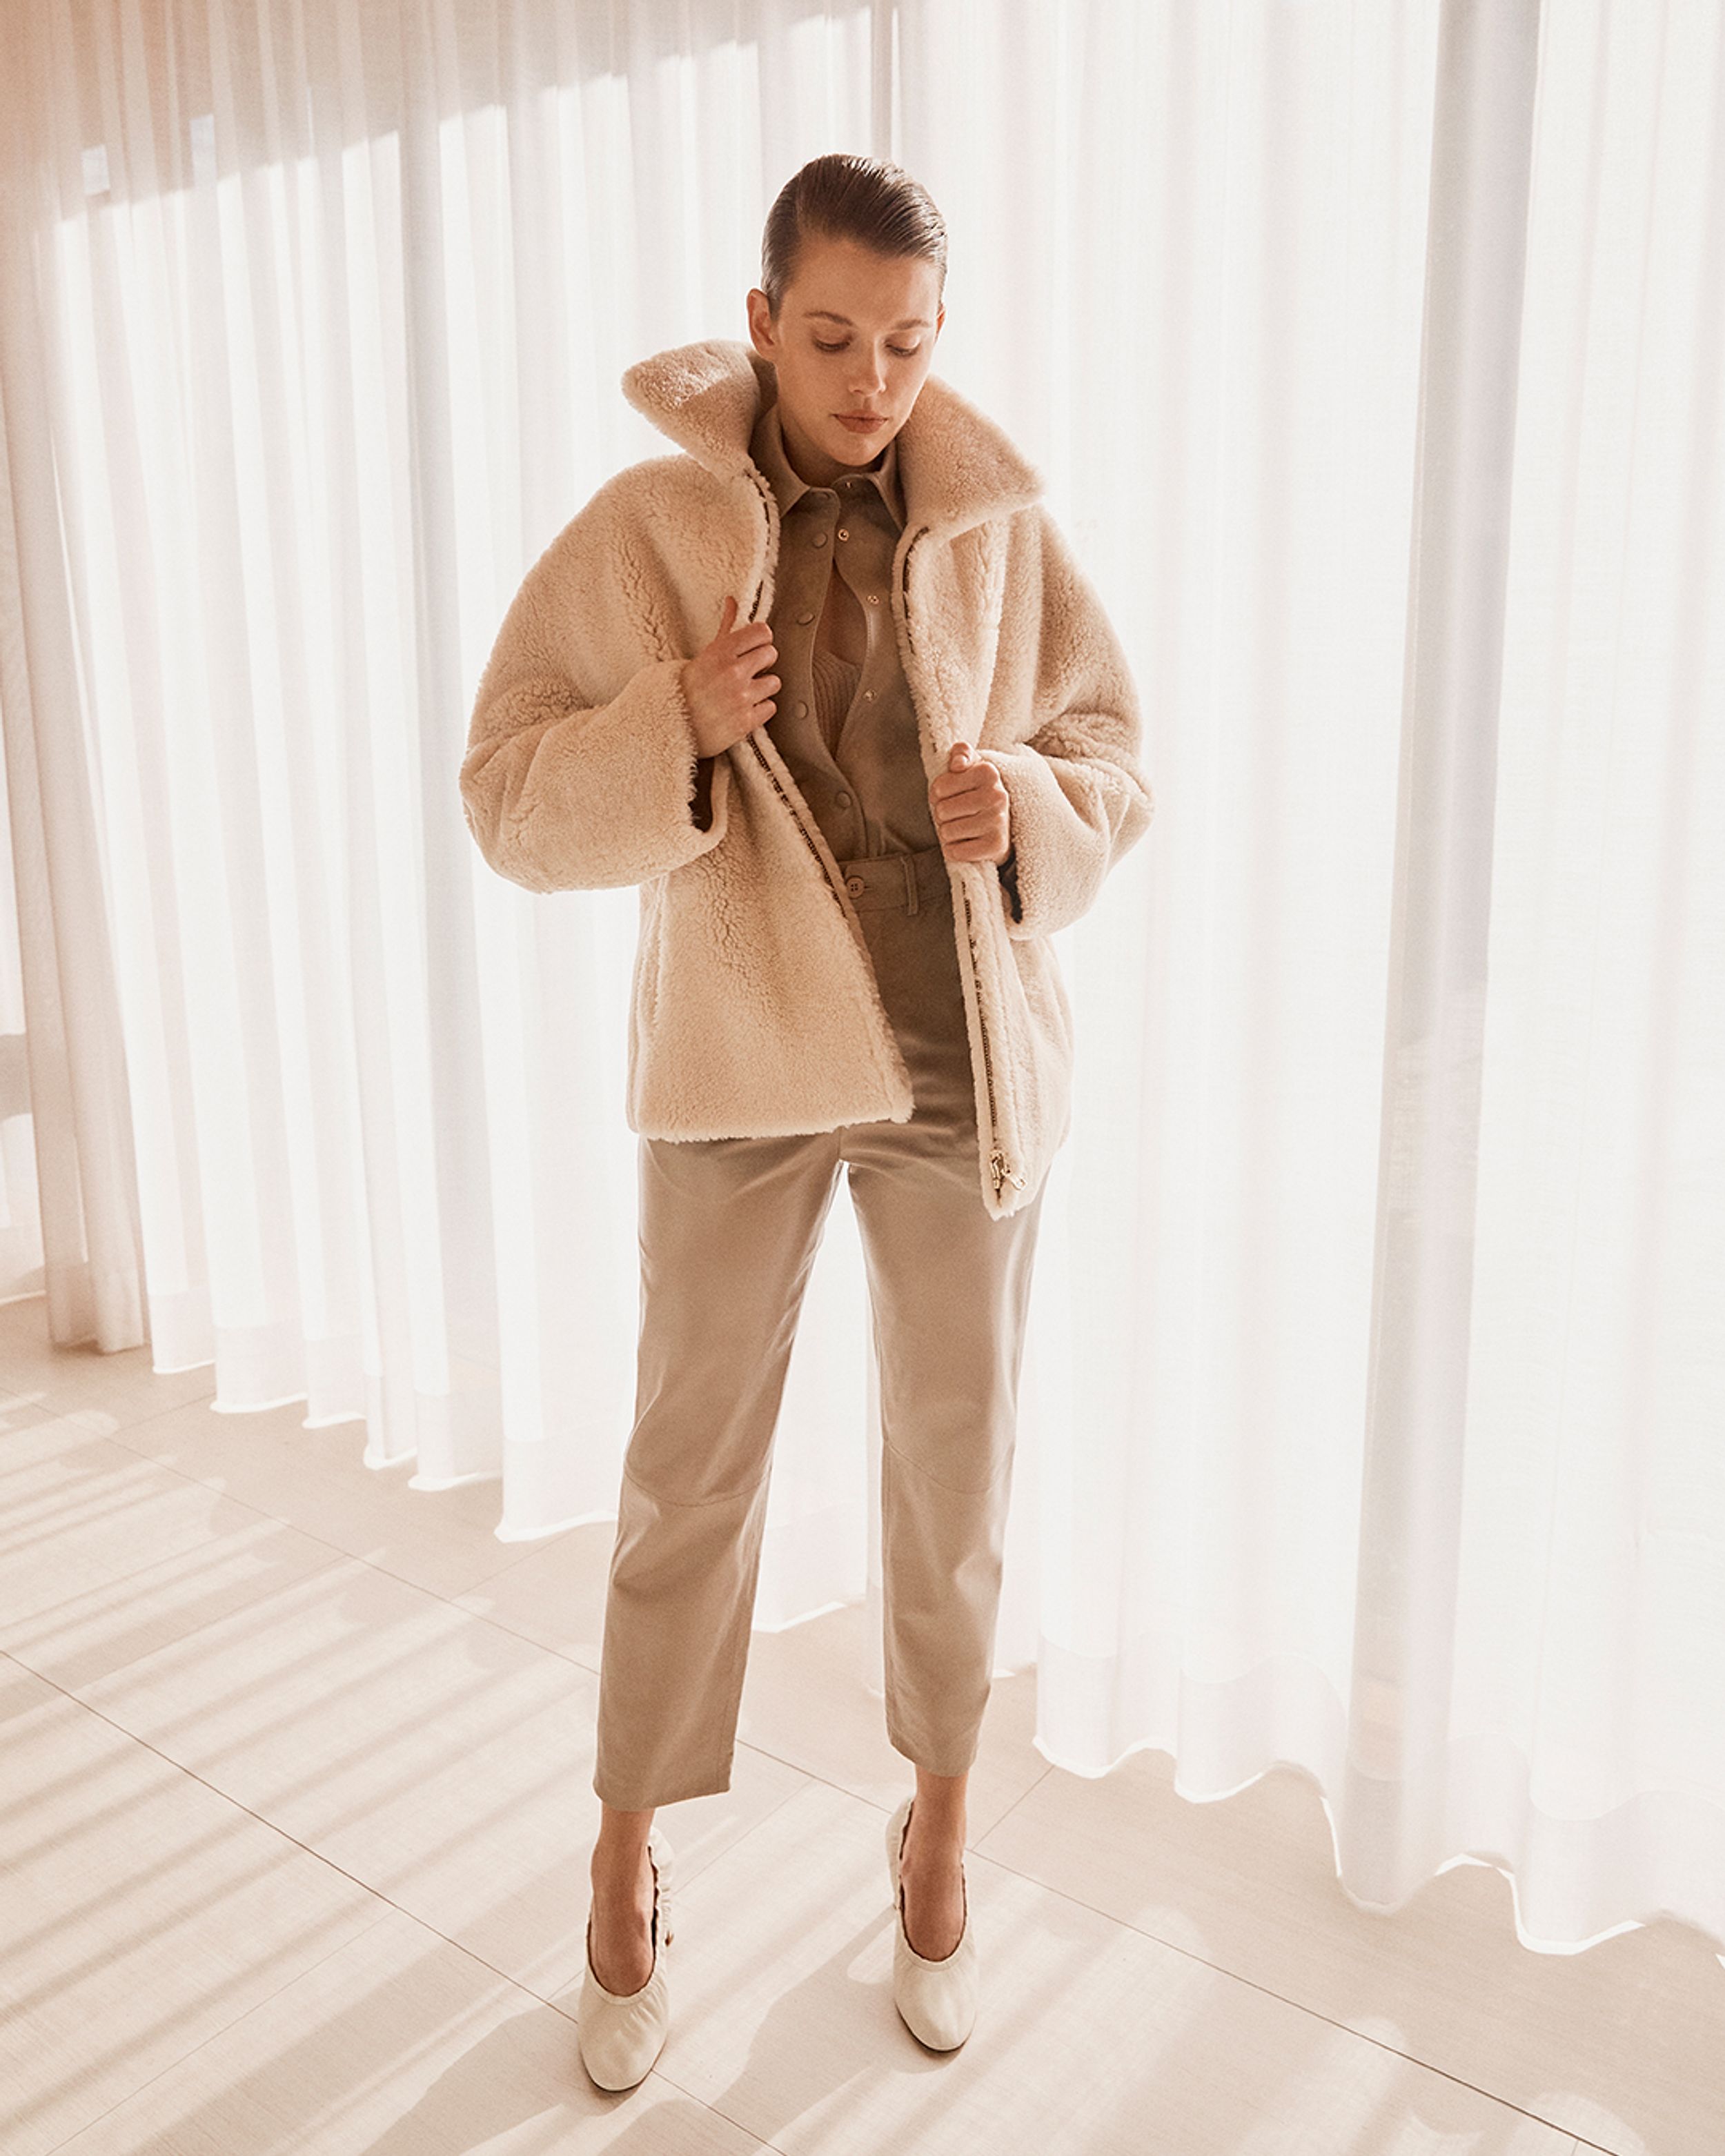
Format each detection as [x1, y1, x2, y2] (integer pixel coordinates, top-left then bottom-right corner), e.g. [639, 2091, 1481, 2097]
[460, 339, 1155, 1218]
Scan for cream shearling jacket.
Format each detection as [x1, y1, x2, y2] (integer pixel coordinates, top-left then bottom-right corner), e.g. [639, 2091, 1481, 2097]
[460, 337, 1154, 1218]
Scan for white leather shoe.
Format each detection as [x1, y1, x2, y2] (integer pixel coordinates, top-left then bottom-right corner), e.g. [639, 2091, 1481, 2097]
[577, 1828, 673, 2091]
[885, 1794, 978, 2050]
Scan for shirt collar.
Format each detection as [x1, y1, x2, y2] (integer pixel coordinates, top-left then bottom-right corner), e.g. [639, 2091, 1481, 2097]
[751, 394, 905, 529]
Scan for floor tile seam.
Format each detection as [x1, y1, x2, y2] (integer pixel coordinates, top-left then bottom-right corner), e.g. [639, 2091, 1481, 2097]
[3, 1434, 368, 1603]
[15, 1668, 1633, 2156]
[33, 1421, 1636, 2153]
[969, 1759, 1054, 1843]
[0, 1542, 368, 1708]
[32, 1899, 397, 2156]
[9, 1506, 618, 1712]
[68, 1414, 522, 1596]
[627, 2058, 785, 2150]
[85, 1385, 222, 1450]
[980, 1843, 1619, 2146]
[722, 1734, 1052, 1854]
[0, 1380, 217, 1432]
[693, 1750, 1605, 2148]
[4, 1645, 538, 1979]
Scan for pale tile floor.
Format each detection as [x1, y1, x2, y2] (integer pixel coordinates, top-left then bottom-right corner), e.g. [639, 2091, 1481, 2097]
[0, 1294, 1718, 2156]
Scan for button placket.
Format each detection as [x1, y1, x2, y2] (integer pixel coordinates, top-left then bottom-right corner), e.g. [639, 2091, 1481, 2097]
[830, 503, 885, 777]
[752, 422, 923, 876]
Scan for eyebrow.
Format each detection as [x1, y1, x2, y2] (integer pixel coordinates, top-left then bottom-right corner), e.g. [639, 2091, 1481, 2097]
[802, 310, 932, 330]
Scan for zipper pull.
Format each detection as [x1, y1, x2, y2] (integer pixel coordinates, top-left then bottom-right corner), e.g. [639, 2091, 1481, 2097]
[989, 1149, 1026, 1197]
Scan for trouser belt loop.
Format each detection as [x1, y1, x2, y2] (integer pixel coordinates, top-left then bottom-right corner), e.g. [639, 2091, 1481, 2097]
[902, 854, 919, 916]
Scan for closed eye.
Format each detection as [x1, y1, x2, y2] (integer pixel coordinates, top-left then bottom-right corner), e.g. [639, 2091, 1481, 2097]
[815, 339, 920, 359]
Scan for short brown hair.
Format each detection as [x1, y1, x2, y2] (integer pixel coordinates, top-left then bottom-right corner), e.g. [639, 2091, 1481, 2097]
[760, 153, 947, 322]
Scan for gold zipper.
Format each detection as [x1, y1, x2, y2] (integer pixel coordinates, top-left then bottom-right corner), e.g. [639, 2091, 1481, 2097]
[900, 525, 1023, 1205]
[745, 731, 845, 889]
[740, 495, 849, 904]
[957, 876, 1026, 1203]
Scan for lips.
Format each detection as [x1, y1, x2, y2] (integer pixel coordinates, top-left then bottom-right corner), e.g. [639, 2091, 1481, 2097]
[837, 413, 887, 430]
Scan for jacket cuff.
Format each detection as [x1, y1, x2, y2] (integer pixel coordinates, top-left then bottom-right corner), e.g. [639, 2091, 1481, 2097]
[983, 738, 1152, 940]
[462, 656, 729, 893]
[995, 842, 1023, 924]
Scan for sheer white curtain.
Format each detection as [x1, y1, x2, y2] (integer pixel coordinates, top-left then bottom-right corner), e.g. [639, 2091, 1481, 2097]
[0, 0, 1719, 1960]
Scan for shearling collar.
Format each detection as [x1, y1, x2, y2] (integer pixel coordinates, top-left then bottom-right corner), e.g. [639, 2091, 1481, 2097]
[620, 337, 1045, 538]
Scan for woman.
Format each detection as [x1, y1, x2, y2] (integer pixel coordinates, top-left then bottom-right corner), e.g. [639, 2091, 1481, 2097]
[460, 152, 1153, 2090]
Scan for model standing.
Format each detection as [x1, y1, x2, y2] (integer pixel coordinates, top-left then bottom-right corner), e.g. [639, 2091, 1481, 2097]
[460, 152, 1154, 2090]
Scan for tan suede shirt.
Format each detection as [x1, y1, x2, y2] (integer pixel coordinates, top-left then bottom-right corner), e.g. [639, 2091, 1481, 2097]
[693, 393, 1020, 918]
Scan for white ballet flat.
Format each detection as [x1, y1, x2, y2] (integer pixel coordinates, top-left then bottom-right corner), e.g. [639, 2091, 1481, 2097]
[885, 1794, 978, 2050]
[577, 1828, 674, 2091]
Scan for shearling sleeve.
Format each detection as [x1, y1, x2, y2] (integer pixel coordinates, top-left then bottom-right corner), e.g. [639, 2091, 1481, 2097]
[459, 498, 729, 893]
[985, 506, 1154, 940]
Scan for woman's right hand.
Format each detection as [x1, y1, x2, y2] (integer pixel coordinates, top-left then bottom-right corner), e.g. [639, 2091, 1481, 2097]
[680, 595, 780, 758]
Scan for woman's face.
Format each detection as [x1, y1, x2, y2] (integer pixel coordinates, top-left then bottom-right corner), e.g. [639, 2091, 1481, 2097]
[746, 233, 944, 488]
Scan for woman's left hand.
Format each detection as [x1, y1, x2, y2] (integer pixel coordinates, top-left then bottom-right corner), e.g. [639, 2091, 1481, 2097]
[929, 741, 1012, 866]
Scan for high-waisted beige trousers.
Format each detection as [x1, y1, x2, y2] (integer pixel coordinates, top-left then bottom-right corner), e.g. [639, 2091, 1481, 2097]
[591, 840, 1047, 1811]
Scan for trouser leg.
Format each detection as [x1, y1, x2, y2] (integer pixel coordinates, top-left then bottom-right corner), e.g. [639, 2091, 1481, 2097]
[847, 1143, 1047, 1775]
[591, 1127, 840, 1811]
[838, 844, 1050, 1778]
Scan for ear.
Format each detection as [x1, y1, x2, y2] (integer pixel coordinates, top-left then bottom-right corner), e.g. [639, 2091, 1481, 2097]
[745, 288, 776, 359]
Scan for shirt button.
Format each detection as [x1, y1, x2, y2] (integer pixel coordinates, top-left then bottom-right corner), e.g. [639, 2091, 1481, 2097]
[836, 791, 851, 807]
[796, 609, 814, 624]
[867, 593, 880, 604]
[864, 690, 875, 701]
[837, 527, 849, 540]
[813, 533, 828, 546]
[845, 875, 866, 896]
[795, 701, 808, 716]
